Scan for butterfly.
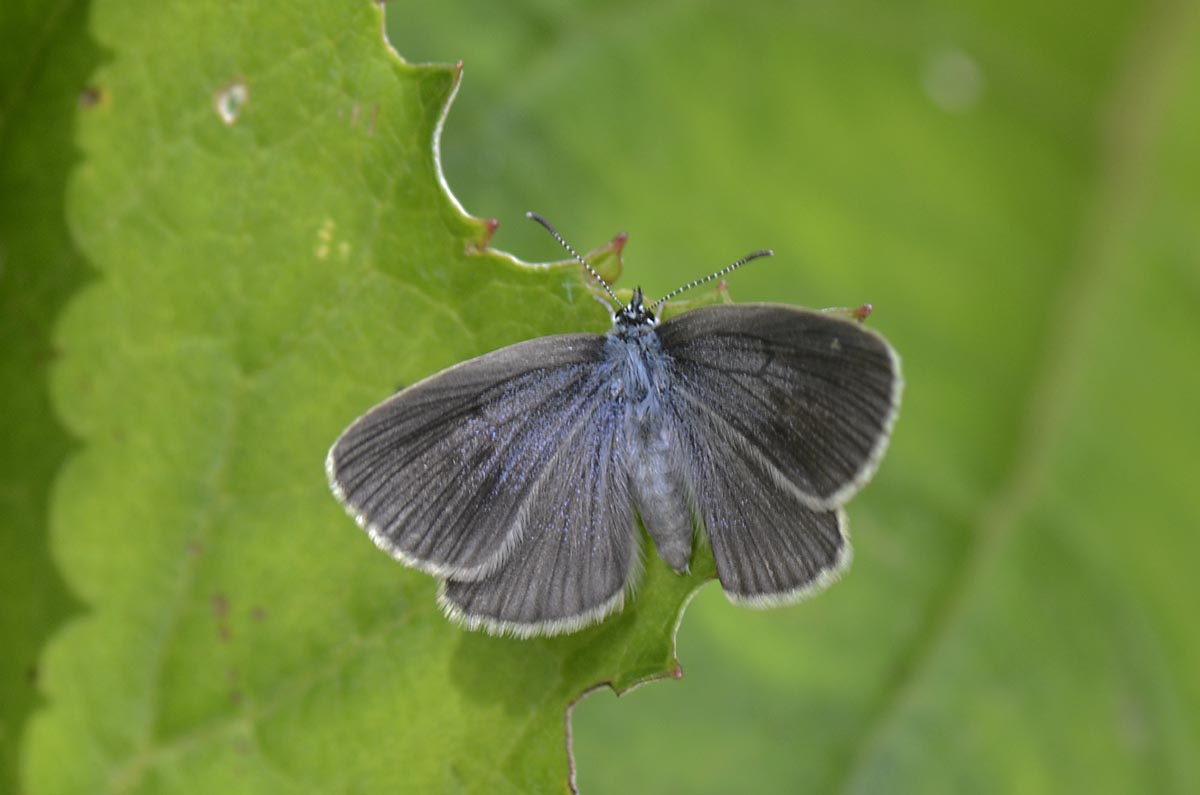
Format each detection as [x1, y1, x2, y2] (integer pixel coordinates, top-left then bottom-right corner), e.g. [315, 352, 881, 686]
[326, 213, 902, 637]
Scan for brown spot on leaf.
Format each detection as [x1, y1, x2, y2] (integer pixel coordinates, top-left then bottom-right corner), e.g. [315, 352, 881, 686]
[79, 85, 103, 108]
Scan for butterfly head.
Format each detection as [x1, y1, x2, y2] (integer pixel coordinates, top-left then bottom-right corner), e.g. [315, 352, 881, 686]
[615, 287, 657, 329]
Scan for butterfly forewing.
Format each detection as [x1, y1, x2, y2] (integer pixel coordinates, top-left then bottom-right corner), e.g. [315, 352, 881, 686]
[326, 334, 611, 581]
[657, 304, 901, 509]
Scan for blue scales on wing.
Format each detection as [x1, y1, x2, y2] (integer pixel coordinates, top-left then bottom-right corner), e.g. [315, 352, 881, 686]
[327, 334, 622, 583]
[439, 396, 638, 637]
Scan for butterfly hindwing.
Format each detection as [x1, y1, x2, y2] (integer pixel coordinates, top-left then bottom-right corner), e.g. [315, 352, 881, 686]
[674, 405, 850, 604]
[439, 394, 639, 636]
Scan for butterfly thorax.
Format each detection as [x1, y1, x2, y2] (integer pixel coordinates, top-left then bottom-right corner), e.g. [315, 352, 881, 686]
[605, 304, 669, 422]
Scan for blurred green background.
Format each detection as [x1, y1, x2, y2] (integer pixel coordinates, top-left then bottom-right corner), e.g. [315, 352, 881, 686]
[3, 0, 1198, 792]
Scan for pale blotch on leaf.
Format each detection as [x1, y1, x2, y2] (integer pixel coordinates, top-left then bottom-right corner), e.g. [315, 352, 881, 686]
[315, 218, 335, 259]
[344, 101, 378, 134]
[214, 80, 248, 125]
[921, 48, 984, 113]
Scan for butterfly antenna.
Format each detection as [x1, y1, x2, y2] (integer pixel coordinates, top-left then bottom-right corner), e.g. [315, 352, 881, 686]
[650, 249, 774, 309]
[526, 211, 624, 310]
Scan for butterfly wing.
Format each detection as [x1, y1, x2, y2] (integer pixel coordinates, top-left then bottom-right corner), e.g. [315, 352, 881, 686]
[439, 397, 638, 637]
[657, 303, 901, 603]
[673, 410, 851, 604]
[658, 303, 901, 508]
[326, 333, 614, 581]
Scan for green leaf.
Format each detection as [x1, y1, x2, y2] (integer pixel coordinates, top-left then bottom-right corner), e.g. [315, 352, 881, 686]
[22, 2, 710, 793]
[0, 2, 96, 792]
[381, 2, 1200, 793]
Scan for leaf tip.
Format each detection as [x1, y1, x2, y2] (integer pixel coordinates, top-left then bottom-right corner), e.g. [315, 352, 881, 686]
[611, 230, 628, 255]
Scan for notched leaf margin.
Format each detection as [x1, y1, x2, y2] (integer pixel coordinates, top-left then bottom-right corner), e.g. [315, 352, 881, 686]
[563, 579, 713, 793]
